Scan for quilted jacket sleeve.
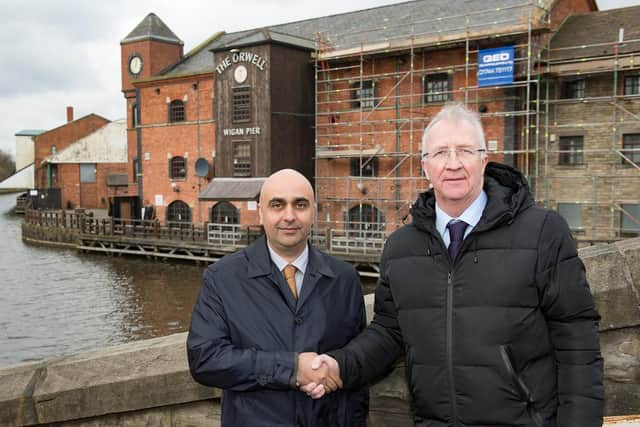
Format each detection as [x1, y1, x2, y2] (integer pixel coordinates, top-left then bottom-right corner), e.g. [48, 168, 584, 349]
[537, 211, 604, 427]
[328, 240, 404, 389]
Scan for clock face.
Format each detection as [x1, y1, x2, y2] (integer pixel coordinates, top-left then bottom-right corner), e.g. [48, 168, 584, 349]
[129, 55, 142, 75]
[234, 65, 248, 84]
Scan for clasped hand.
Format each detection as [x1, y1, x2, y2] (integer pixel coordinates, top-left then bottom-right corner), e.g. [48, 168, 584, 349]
[296, 353, 341, 399]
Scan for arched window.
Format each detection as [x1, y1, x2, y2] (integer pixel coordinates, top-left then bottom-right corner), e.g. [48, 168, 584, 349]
[169, 156, 186, 179]
[169, 100, 185, 122]
[166, 200, 191, 223]
[347, 204, 385, 232]
[210, 202, 239, 224]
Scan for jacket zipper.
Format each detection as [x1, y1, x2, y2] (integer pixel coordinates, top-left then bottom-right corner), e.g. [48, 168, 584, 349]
[499, 345, 544, 427]
[446, 271, 458, 427]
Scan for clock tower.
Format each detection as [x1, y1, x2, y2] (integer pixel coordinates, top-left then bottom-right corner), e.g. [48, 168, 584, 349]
[119, 13, 183, 217]
[120, 13, 183, 98]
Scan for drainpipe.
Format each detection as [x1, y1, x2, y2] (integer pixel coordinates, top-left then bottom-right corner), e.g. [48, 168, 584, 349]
[396, 57, 402, 210]
[136, 89, 143, 217]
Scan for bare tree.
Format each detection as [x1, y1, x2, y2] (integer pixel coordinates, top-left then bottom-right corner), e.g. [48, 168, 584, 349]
[0, 150, 16, 182]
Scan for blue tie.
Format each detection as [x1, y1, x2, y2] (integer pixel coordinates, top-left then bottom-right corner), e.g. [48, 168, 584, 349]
[447, 220, 468, 260]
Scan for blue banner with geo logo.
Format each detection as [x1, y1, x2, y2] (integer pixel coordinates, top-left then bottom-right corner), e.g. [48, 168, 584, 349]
[478, 46, 514, 87]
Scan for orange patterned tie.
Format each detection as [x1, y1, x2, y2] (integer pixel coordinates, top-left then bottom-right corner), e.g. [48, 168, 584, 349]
[283, 264, 298, 299]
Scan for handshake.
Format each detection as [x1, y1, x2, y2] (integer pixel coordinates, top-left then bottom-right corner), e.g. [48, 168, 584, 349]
[295, 352, 341, 399]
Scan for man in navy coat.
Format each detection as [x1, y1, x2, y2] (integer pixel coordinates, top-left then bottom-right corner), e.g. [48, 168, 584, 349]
[187, 169, 368, 426]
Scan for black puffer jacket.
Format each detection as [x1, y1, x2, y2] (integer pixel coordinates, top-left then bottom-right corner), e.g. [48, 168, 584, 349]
[330, 163, 603, 427]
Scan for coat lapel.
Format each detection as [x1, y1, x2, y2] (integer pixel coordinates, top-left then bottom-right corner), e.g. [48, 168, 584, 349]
[246, 236, 297, 310]
[297, 244, 336, 310]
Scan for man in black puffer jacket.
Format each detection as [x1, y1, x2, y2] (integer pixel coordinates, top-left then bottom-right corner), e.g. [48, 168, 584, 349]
[304, 104, 603, 426]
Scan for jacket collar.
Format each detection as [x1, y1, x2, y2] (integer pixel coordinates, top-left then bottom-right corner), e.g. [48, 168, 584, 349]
[245, 235, 336, 310]
[410, 162, 535, 234]
[246, 235, 276, 279]
[246, 235, 335, 278]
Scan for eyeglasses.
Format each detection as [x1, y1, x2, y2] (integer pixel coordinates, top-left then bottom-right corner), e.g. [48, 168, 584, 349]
[422, 147, 486, 163]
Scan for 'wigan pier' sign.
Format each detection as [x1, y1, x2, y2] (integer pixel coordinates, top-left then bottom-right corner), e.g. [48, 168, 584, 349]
[215, 51, 267, 74]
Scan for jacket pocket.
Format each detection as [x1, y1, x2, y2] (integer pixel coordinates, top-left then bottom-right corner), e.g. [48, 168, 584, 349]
[499, 345, 545, 427]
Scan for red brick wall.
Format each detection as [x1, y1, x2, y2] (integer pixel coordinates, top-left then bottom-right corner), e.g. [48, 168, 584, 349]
[203, 200, 261, 225]
[56, 162, 128, 209]
[121, 40, 183, 93]
[58, 164, 79, 208]
[315, 47, 510, 234]
[35, 115, 110, 190]
[130, 76, 216, 223]
[550, 0, 596, 30]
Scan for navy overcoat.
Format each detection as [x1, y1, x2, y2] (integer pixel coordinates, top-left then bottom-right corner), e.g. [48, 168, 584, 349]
[188, 236, 368, 426]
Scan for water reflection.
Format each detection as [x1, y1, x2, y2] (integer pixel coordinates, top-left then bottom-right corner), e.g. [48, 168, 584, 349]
[0, 192, 203, 367]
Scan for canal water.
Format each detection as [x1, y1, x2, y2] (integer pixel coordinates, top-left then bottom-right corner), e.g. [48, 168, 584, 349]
[0, 192, 377, 368]
[0, 192, 203, 367]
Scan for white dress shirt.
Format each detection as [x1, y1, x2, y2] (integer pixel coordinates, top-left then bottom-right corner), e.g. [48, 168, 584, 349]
[267, 243, 309, 296]
[435, 190, 487, 247]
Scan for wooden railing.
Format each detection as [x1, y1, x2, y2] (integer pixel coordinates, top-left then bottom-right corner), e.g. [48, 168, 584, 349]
[24, 209, 85, 229]
[23, 210, 265, 246]
[23, 211, 389, 255]
[81, 218, 210, 242]
[24, 210, 392, 255]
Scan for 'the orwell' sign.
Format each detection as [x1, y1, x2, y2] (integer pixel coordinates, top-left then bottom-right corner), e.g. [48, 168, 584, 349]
[478, 46, 514, 87]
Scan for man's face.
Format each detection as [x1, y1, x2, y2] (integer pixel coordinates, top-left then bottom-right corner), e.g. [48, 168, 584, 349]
[259, 173, 314, 259]
[421, 119, 488, 214]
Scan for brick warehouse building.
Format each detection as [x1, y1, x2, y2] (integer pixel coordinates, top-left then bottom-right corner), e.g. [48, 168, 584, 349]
[33, 108, 129, 210]
[119, 0, 639, 247]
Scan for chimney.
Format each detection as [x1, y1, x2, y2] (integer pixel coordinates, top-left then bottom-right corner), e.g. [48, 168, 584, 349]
[66, 106, 74, 123]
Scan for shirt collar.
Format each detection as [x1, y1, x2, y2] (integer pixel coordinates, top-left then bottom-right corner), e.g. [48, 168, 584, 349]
[267, 242, 309, 275]
[435, 190, 487, 237]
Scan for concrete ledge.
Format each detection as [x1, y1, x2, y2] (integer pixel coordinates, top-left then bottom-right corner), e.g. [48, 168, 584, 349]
[0, 334, 216, 426]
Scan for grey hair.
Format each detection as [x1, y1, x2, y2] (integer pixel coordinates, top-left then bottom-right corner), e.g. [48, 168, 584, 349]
[421, 103, 487, 156]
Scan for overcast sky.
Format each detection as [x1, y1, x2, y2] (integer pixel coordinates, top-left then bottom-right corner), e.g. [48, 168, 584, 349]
[0, 0, 635, 158]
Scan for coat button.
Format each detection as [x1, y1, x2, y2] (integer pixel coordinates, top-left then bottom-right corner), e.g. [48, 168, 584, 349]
[295, 316, 304, 325]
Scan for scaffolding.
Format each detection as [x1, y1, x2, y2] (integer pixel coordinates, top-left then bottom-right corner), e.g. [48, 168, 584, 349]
[538, 32, 640, 242]
[312, 1, 640, 251]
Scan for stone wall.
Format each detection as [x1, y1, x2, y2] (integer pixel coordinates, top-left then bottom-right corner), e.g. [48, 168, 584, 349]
[1, 238, 639, 427]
